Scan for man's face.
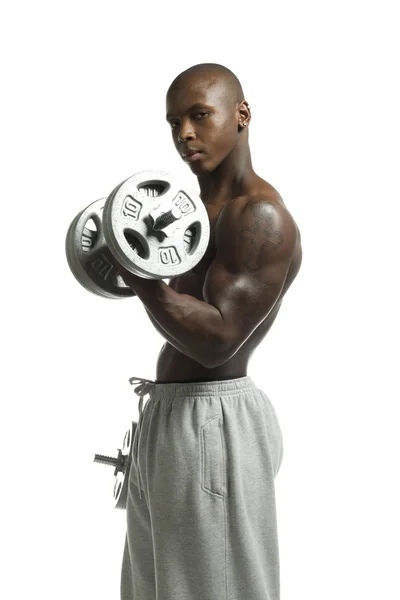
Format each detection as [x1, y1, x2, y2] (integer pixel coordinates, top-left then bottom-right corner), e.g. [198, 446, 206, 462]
[166, 77, 239, 175]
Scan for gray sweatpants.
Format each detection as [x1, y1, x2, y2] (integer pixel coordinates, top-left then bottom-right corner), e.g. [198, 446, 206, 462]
[120, 375, 284, 600]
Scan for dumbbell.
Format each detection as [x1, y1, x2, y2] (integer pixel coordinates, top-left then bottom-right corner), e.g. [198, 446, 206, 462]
[94, 421, 137, 510]
[65, 170, 211, 298]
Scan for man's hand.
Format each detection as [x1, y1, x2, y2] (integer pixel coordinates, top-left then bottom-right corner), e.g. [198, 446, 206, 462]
[111, 256, 164, 298]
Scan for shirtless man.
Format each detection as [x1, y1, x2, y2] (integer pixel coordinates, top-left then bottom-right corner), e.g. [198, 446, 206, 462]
[118, 63, 302, 600]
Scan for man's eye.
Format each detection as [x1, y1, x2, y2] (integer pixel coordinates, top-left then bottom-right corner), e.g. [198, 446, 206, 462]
[194, 112, 208, 120]
[170, 121, 178, 128]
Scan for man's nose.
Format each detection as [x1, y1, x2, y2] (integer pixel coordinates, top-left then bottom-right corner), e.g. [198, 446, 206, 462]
[177, 119, 195, 143]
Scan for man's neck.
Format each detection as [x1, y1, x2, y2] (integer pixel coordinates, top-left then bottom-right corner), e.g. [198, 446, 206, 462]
[198, 157, 258, 205]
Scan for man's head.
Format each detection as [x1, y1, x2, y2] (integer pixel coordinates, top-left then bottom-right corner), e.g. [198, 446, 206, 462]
[166, 63, 251, 175]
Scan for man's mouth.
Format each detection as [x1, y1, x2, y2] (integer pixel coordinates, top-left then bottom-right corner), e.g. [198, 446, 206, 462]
[183, 151, 203, 162]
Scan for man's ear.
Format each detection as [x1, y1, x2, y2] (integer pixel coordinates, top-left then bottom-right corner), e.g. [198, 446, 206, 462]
[238, 100, 251, 129]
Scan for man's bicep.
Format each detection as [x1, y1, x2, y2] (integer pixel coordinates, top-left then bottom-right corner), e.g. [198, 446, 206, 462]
[202, 198, 297, 352]
[203, 257, 289, 347]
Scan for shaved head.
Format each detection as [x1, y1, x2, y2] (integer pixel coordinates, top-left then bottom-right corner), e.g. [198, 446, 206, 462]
[167, 63, 244, 107]
[165, 63, 251, 176]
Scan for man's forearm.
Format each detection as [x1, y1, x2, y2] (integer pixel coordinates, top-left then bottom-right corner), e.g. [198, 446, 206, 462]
[132, 278, 227, 368]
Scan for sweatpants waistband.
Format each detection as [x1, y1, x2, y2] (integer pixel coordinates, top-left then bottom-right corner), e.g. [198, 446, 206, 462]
[132, 375, 257, 401]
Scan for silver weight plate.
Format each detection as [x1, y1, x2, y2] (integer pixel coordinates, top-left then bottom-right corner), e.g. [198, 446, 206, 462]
[102, 170, 210, 280]
[65, 198, 135, 299]
[113, 421, 136, 510]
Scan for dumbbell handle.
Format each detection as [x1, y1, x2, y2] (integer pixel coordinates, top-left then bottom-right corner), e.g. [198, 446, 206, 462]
[94, 448, 130, 475]
[94, 453, 119, 467]
[152, 207, 182, 230]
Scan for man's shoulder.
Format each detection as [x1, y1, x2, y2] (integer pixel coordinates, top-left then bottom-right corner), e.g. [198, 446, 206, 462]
[222, 186, 292, 226]
[214, 187, 299, 260]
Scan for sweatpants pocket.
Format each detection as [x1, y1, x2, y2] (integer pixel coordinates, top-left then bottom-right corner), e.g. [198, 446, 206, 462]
[200, 416, 226, 498]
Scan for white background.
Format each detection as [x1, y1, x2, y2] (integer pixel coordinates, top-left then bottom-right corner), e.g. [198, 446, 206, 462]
[1, 1, 399, 598]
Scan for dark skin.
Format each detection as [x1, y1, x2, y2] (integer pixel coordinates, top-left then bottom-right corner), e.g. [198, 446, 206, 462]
[115, 72, 303, 383]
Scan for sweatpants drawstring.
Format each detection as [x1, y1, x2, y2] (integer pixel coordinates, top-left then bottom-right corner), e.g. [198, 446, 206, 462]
[129, 376, 156, 500]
